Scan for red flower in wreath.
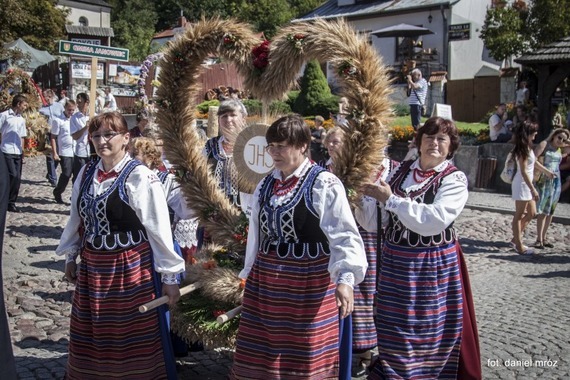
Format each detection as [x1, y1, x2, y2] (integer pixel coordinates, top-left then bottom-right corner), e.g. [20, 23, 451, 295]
[252, 40, 270, 70]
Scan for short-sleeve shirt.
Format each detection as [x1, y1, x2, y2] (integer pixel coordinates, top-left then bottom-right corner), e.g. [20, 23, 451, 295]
[408, 78, 428, 106]
[39, 102, 64, 119]
[488, 114, 509, 141]
[0, 109, 27, 154]
[70, 112, 90, 158]
[51, 114, 74, 157]
[106, 93, 117, 111]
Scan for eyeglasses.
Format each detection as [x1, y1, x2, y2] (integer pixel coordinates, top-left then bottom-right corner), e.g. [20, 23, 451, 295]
[91, 132, 122, 141]
[265, 144, 290, 153]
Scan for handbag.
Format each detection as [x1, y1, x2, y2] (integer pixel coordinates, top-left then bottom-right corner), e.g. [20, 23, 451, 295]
[500, 151, 517, 184]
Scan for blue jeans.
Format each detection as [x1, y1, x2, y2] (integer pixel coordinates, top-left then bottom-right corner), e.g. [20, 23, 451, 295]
[410, 104, 422, 130]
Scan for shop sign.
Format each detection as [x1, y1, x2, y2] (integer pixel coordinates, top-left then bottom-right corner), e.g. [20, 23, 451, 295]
[448, 23, 470, 41]
[72, 61, 104, 79]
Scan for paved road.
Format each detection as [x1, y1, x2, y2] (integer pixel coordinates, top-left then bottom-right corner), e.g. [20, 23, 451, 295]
[3, 155, 569, 379]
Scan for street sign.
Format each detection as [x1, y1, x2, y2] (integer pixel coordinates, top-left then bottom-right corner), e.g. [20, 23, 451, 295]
[58, 40, 129, 62]
[448, 23, 471, 41]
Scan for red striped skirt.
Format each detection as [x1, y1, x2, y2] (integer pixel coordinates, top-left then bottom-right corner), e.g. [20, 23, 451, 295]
[66, 241, 174, 379]
[353, 227, 377, 352]
[230, 249, 339, 379]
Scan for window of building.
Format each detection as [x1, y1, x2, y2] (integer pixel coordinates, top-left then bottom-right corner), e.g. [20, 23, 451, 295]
[79, 17, 89, 27]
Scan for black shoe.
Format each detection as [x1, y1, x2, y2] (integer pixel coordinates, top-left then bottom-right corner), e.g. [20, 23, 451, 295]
[54, 192, 65, 204]
[7, 204, 21, 213]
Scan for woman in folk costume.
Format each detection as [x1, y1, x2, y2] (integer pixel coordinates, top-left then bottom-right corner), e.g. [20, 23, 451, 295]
[322, 127, 397, 377]
[230, 115, 368, 379]
[203, 99, 252, 213]
[56, 112, 185, 379]
[356, 117, 481, 379]
[129, 136, 199, 356]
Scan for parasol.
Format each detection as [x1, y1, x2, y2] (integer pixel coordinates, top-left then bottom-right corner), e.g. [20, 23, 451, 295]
[371, 23, 434, 38]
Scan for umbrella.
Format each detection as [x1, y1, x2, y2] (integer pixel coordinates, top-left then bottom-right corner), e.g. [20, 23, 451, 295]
[371, 23, 434, 38]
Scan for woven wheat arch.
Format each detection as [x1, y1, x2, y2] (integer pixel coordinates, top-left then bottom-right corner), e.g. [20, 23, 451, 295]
[155, 17, 393, 347]
[157, 17, 393, 250]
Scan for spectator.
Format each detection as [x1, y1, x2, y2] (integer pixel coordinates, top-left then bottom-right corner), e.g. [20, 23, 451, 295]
[130, 110, 148, 138]
[0, 94, 29, 213]
[0, 142, 17, 379]
[95, 89, 105, 114]
[310, 115, 327, 163]
[50, 101, 77, 204]
[512, 104, 527, 128]
[510, 121, 553, 254]
[489, 103, 513, 143]
[551, 104, 564, 128]
[104, 87, 117, 111]
[533, 128, 569, 248]
[515, 81, 530, 106]
[70, 93, 91, 182]
[406, 68, 428, 130]
[58, 89, 69, 106]
[40, 89, 65, 186]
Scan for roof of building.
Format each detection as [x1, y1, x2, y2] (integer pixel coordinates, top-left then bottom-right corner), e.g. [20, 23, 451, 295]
[65, 0, 112, 8]
[515, 36, 570, 65]
[66, 25, 114, 37]
[296, 0, 457, 21]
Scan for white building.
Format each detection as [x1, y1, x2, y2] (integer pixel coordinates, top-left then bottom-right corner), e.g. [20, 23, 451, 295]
[296, 0, 517, 122]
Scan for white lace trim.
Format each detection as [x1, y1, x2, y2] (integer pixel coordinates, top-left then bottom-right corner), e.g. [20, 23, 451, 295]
[161, 273, 179, 285]
[337, 272, 355, 288]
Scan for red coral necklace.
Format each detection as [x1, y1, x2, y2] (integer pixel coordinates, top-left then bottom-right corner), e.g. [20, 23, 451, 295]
[273, 176, 300, 196]
[413, 168, 436, 182]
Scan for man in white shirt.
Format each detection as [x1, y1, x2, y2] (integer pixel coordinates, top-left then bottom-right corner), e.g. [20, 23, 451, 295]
[40, 89, 65, 186]
[0, 94, 29, 212]
[407, 68, 428, 130]
[70, 93, 91, 182]
[104, 87, 117, 111]
[51, 101, 77, 204]
[489, 103, 513, 143]
[515, 81, 529, 106]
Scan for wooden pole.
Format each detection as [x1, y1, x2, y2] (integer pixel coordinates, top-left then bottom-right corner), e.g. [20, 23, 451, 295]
[89, 57, 97, 118]
[139, 283, 201, 313]
[216, 305, 243, 324]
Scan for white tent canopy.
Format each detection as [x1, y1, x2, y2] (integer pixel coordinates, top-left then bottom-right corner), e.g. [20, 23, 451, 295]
[3, 38, 56, 70]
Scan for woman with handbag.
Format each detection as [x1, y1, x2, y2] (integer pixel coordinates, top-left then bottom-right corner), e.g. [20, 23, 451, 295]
[533, 128, 569, 248]
[509, 120, 553, 255]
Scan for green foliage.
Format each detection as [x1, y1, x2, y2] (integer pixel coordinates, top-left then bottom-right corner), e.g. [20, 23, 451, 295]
[393, 103, 410, 117]
[286, 91, 300, 109]
[241, 99, 292, 116]
[0, 0, 68, 54]
[108, 0, 158, 61]
[269, 100, 292, 116]
[242, 99, 262, 116]
[480, 4, 528, 61]
[238, 0, 293, 39]
[293, 60, 332, 116]
[527, 0, 570, 49]
[197, 100, 220, 114]
[480, 0, 570, 61]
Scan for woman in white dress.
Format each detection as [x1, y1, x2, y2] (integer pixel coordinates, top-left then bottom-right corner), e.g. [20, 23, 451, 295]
[510, 120, 553, 254]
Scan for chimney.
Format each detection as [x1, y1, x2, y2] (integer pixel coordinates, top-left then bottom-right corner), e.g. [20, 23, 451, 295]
[178, 16, 187, 28]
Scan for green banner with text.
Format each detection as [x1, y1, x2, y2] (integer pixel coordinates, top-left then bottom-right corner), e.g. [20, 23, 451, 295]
[58, 40, 129, 62]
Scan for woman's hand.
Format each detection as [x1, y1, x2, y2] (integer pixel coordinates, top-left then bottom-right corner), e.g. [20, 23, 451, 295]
[362, 180, 392, 203]
[335, 283, 354, 319]
[162, 284, 181, 307]
[65, 262, 77, 284]
[545, 170, 556, 180]
[531, 187, 539, 201]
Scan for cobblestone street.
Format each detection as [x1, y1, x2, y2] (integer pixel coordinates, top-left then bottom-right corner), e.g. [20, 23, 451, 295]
[3, 155, 569, 379]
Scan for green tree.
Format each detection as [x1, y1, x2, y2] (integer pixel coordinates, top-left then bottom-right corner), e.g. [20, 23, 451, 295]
[0, 0, 68, 54]
[293, 59, 332, 116]
[108, 0, 158, 61]
[480, 0, 570, 61]
[238, 0, 292, 38]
